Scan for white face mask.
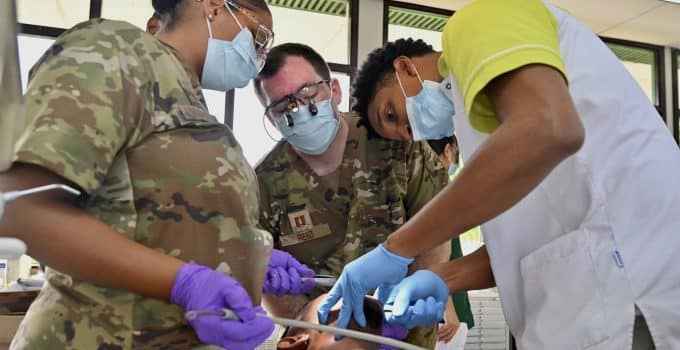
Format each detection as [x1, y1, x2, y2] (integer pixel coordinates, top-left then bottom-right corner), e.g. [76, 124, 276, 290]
[395, 65, 455, 141]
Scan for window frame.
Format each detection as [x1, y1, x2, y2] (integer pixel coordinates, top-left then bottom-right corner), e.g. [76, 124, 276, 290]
[672, 47, 679, 145]
[19, 0, 101, 37]
[227, 0, 359, 128]
[17, 0, 359, 129]
[601, 37, 667, 121]
[382, 0, 453, 44]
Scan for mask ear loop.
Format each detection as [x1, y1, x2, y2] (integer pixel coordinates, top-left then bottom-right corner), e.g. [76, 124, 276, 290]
[262, 112, 283, 142]
[313, 79, 335, 117]
[224, 2, 245, 30]
[327, 79, 335, 104]
[394, 62, 425, 99]
[205, 16, 214, 38]
[394, 70, 408, 99]
[327, 79, 342, 119]
[411, 63, 425, 87]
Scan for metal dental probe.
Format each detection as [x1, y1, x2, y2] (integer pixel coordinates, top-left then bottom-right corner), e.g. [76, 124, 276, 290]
[185, 308, 426, 350]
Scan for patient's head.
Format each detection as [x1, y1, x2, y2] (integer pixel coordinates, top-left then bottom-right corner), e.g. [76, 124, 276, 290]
[277, 294, 384, 350]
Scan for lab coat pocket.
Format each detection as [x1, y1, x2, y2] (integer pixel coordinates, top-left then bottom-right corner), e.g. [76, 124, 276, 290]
[519, 228, 609, 349]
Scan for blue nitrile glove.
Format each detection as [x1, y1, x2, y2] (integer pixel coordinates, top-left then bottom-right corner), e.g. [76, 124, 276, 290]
[379, 324, 409, 350]
[263, 249, 316, 297]
[316, 244, 414, 333]
[382, 269, 449, 329]
[171, 263, 274, 350]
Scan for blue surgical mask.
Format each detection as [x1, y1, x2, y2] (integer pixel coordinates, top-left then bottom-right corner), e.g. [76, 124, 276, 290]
[274, 94, 339, 155]
[395, 67, 455, 141]
[448, 163, 458, 176]
[201, 15, 262, 91]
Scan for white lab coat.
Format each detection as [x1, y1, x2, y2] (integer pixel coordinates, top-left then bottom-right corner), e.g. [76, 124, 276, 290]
[444, 4, 680, 349]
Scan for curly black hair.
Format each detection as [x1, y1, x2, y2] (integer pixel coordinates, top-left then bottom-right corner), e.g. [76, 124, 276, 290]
[352, 38, 435, 137]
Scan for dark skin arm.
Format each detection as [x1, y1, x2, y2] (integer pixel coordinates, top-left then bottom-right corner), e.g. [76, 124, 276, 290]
[385, 64, 585, 258]
[429, 245, 495, 292]
[0, 163, 183, 300]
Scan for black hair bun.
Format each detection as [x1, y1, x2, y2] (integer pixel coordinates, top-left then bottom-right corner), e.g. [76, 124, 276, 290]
[152, 0, 181, 14]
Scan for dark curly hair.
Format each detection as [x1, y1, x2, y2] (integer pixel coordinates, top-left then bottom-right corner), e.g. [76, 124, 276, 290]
[352, 38, 435, 136]
[151, 0, 269, 29]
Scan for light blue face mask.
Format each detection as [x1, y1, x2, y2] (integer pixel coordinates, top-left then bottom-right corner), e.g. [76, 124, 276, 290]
[448, 163, 458, 176]
[274, 90, 339, 155]
[201, 12, 262, 91]
[395, 66, 455, 141]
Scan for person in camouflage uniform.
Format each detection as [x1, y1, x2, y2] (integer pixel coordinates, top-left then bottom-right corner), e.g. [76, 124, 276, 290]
[0, 0, 278, 349]
[253, 43, 452, 348]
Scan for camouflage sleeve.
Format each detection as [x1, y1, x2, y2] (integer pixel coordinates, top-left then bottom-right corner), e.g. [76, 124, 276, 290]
[403, 140, 449, 219]
[256, 173, 281, 248]
[14, 26, 145, 194]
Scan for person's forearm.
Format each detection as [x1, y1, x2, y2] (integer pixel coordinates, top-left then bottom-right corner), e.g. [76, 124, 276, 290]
[386, 115, 581, 258]
[1, 164, 183, 300]
[445, 296, 455, 316]
[429, 246, 495, 292]
[409, 241, 450, 274]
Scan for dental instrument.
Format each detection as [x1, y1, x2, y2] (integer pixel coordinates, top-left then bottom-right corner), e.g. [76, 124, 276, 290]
[301, 274, 336, 288]
[185, 308, 426, 350]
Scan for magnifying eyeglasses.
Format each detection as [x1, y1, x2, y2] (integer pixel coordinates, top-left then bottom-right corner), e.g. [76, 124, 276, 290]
[266, 80, 330, 128]
[281, 98, 319, 128]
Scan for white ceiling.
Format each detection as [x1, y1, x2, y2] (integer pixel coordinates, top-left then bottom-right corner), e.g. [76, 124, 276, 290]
[401, 0, 680, 48]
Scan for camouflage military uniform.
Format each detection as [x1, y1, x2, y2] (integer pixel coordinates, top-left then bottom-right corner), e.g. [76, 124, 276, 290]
[256, 114, 448, 348]
[10, 19, 271, 350]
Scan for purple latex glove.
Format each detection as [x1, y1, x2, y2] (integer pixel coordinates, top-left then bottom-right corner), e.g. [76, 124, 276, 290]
[263, 249, 315, 297]
[170, 263, 274, 350]
[379, 324, 409, 350]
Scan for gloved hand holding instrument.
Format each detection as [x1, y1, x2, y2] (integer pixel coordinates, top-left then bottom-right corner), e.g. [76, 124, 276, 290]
[185, 305, 427, 350]
[379, 270, 450, 329]
[171, 263, 274, 350]
[316, 244, 414, 332]
[263, 249, 316, 296]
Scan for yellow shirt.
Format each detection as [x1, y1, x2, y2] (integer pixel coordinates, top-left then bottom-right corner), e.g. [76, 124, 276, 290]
[437, 0, 567, 133]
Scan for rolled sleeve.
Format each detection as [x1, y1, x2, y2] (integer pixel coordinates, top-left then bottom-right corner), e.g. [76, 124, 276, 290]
[15, 38, 134, 194]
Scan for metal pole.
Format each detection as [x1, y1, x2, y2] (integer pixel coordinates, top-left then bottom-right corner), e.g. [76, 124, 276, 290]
[0, 0, 24, 172]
